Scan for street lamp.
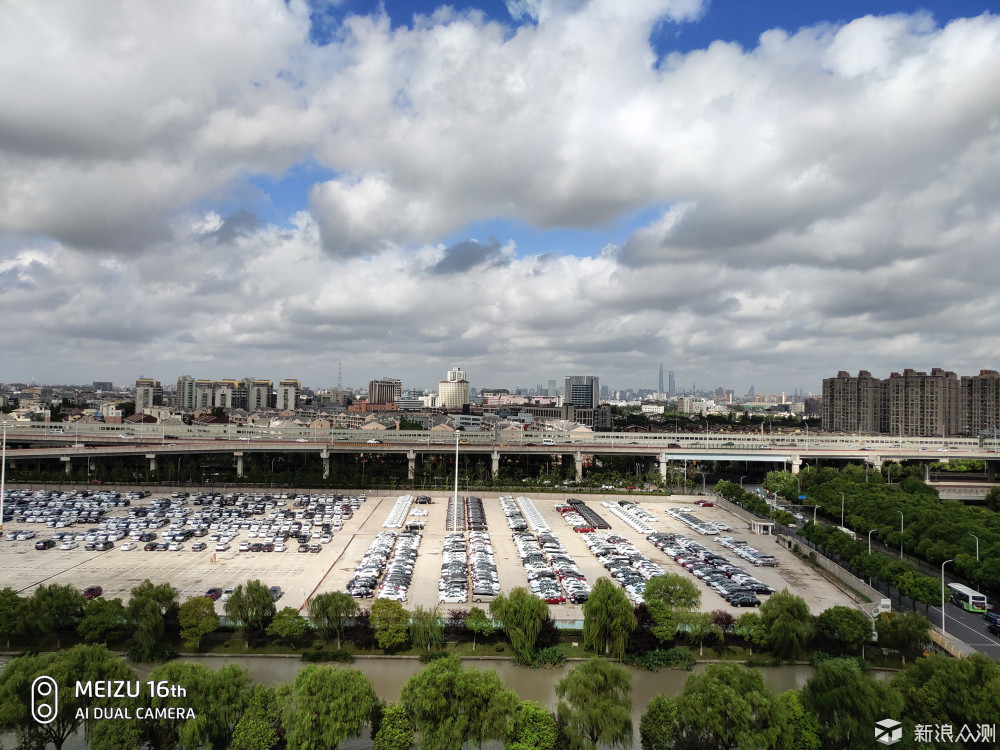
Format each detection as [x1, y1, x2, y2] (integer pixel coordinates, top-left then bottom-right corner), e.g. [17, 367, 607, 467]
[739, 475, 746, 489]
[839, 492, 846, 528]
[941, 558, 954, 635]
[896, 510, 904, 559]
[812, 505, 818, 525]
[868, 528, 877, 555]
[453, 430, 460, 534]
[969, 533, 980, 561]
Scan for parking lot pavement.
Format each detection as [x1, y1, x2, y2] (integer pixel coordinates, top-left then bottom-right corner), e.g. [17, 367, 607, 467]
[0, 489, 856, 619]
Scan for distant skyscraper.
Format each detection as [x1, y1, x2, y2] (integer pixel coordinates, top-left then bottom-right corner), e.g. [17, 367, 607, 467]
[439, 366, 470, 408]
[668, 371, 675, 397]
[658, 363, 664, 392]
[565, 375, 600, 408]
[369, 378, 402, 405]
[548, 379, 557, 397]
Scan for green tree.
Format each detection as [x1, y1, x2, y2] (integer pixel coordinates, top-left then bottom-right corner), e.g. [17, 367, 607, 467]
[583, 578, 637, 660]
[816, 605, 872, 655]
[400, 654, 519, 750]
[555, 658, 632, 750]
[489, 587, 550, 665]
[0, 644, 135, 750]
[370, 598, 410, 652]
[775, 690, 821, 750]
[126, 579, 179, 661]
[465, 606, 495, 650]
[30, 583, 85, 648]
[373, 702, 415, 750]
[78, 597, 127, 644]
[224, 579, 276, 647]
[734, 611, 767, 656]
[678, 610, 721, 657]
[508, 700, 558, 750]
[891, 653, 1000, 740]
[178, 596, 220, 650]
[759, 589, 814, 661]
[282, 665, 379, 749]
[801, 657, 903, 749]
[874, 611, 930, 664]
[0, 587, 27, 647]
[231, 685, 284, 750]
[409, 605, 444, 650]
[669, 663, 789, 750]
[266, 606, 311, 644]
[90, 661, 253, 750]
[639, 694, 678, 750]
[307, 590, 357, 648]
[644, 574, 701, 610]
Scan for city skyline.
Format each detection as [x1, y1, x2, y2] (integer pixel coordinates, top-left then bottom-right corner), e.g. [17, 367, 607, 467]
[2, 1, 999, 392]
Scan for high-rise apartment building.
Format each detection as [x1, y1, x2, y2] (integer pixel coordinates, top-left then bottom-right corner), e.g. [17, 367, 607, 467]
[277, 379, 300, 411]
[565, 375, 600, 408]
[134, 378, 162, 413]
[368, 378, 402, 405]
[961, 370, 1000, 435]
[439, 366, 471, 408]
[823, 368, 968, 436]
[244, 379, 273, 412]
[176, 376, 196, 409]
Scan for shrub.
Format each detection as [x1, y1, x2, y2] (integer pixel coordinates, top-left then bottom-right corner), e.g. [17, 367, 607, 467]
[494, 644, 505, 653]
[301, 648, 355, 663]
[533, 646, 566, 668]
[419, 651, 451, 663]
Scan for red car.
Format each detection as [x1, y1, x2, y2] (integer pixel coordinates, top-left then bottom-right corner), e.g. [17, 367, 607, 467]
[544, 596, 566, 604]
[82, 585, 103, 600]
[205, 588, 223, 600]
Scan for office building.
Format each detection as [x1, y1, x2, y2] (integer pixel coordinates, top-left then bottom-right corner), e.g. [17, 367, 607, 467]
[658, 364, 664, 393]
[134, 378, 162, 413]
[668, 370, 675, 397]
[368, 378, 402, 405]
[93, 381, 113, 392]
[439, 366, 471, 409]
[565, 375, 600, 409]
[277, 379, 300, 411]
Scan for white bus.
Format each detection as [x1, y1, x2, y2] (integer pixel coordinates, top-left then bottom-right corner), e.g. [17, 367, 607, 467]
[946, 582, 989, 613]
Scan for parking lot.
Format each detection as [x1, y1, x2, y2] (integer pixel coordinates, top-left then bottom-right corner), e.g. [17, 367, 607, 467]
[0, 487, 855, 618]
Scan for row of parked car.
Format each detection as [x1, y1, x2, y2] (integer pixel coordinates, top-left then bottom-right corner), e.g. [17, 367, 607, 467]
[580, 532, 665, 604]
[648, 532, 775, 607]
[512, 532, 568, 603]
[383, 495, 415, 529]
[465, 496, 487, 532]
[601, 501, 655, 534]
[377, 531, 421, 602]
[666, 507, 729, 536]
[2, 488, 120, 530]
[439, 533, 470, 604]
[515, 496, 550, 533]
[347, 532, 397, 599]
[499, 496, 529, 532]
[716, 537, 778, 567]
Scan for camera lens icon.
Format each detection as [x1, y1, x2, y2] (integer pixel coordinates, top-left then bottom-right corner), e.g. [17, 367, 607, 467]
[31, 676, 58, 724]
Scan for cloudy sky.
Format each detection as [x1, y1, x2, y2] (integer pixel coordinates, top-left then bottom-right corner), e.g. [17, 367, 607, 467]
[2, 0, 999, 395]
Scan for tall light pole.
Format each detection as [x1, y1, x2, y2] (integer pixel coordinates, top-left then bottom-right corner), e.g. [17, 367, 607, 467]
[896, 510, 904, 559]
[1, 423, 6, 538]
[839, 492, 846, 528]
[812, 505, 818, 526]
[739, 475, 746, 489]
[453, 430, 460, 533]
[868, 528, 877, 555]
[969, 533, 980, 561]
[941, 558, 954, 635]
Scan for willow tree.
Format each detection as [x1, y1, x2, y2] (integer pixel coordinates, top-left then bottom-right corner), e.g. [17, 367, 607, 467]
[582, 578, 636, 661]
[556, 658, 632, 750]
[489, 587, 549, 665]
[409, 605, 444, 651]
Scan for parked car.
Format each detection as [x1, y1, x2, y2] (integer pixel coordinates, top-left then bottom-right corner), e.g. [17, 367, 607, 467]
[205, 587, 223, 601]
[120, 542, 137, 551]
[82, 585, 103, 600]
[35, 539, 56, 550]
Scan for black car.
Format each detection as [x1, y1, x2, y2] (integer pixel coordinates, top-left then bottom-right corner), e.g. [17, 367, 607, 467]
[298, 544, 309, 553]
[989, 623, 1000, 637]
[730, 595, 761, 608]
[35, 539, 56, 550]
[144, 542, 158, 551]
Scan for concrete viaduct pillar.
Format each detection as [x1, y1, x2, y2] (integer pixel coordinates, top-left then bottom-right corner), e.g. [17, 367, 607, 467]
[658, 453, 668, 481]
[146, 454, 157, 472]
[790, 455, 802, 475]
[575, 451, 584, 482]
[407, 450, 417, 481]
[234, 452, 244, 478]
[322, 449, 331, 480]
[491, 450, 500, 479]
[988, 461, 997, 482]
[61, 456, 71, 475]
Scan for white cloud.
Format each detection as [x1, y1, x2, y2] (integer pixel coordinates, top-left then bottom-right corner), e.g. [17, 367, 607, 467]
[1, 2, 1000, 393]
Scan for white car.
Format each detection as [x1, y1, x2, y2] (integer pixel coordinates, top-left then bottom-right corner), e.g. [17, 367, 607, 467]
[296, 438, 308, 443]
[274, 543, 287, 553]
[366, 439, 381, 444]
[215, 542, 230, 552]
[120, 542, 137, 551]
[221, 588, 235, 602]
[60, 541, 79, 550]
